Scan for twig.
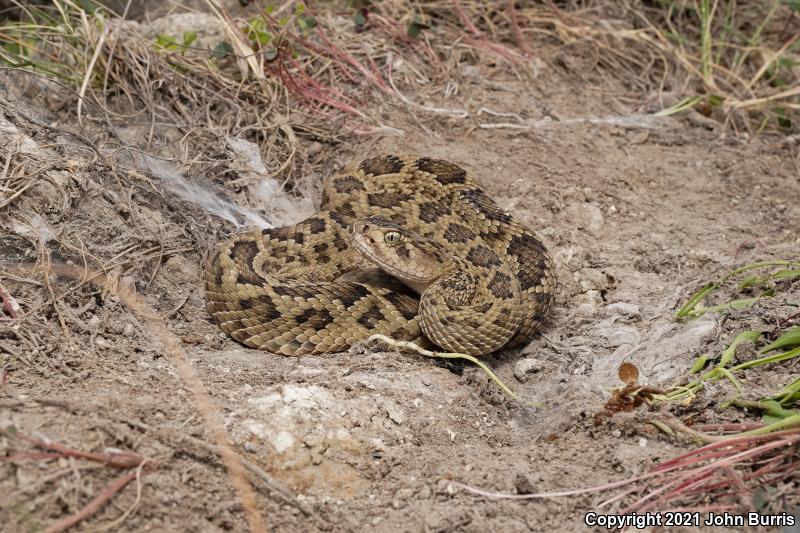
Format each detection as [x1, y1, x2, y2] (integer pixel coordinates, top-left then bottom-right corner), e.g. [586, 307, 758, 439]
[41, 469, 139, 533]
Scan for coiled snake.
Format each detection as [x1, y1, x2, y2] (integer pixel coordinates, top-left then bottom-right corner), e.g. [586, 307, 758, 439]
[205, 155, 556, 356]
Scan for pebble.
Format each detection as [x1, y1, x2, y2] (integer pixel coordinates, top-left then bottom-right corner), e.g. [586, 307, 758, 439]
[122, 323, 135, 337]
[565, 202, 605, 235]
[384, 402, 406, 425]
[606, 302, 640, 318]
[514, 473, 536, 495]
[513, 358, 545, 382]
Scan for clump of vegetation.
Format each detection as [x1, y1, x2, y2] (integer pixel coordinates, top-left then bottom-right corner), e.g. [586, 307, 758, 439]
[1, 0, 797, 137]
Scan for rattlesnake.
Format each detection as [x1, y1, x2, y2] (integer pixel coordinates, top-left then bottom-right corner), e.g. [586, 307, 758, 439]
[204, 155, 556, 356]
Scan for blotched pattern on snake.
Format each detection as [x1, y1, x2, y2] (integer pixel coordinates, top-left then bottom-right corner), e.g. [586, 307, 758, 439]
[205, 155, 556, 356]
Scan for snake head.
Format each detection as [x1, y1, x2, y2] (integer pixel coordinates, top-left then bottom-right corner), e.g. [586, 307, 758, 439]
[350, 216, 451, 294]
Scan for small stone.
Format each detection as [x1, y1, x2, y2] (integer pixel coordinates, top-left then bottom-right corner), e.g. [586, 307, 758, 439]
[94, 336, 109, 348]
[244, 442, 257, 453]
[371, 517, 382, 526]
[435, 479, 458, 496]
[418, 485, 432, 499]
[514, 473, 536, 495]
[87, 315, 101, 327]
[606, 328, 640, 347]
[628, 131, 649, 145]
[385, 402, 405, 425]
[392, 499, 403, 509]
[122, 323, 135, 337]
[606, 302, 640, 318]
[396, 488, 414, 500]
[303, 433, 324, 448]
[514, 358, 545, 382]
[565, 202, 604, 235]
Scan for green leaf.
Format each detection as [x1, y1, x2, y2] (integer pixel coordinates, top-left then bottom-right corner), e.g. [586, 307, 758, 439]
[689, 353, 709, 374]
[295, 3, 305, 15]
[739, 275, 759, 289]
[706, 94, 724, 107]
[719, 330, 761, 368]
[770, 269, 800, 281]
[155, 34, 180, 51]
[301, 16, 317, 29]
[278, 16, 289, 26]
[731, 345, 800, 372]
[760, 327, 800, 353]
[407, 21, 421, 38]
[182, 31, 197, 47]
[787, 0, 800, 13]
[78, 0, 99, 14]
[353, 11, 367, 26]
[212, 41, 234, 60]
[265, 5, 275, 14]
[676, 281, 717, 318]
[264, 47, 278, 60]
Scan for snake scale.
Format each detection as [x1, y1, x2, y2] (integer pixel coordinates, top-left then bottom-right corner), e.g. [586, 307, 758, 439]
[205, 155, 556, 356]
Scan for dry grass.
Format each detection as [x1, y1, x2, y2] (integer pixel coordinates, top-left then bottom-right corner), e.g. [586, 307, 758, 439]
[0, 1, 796, 178]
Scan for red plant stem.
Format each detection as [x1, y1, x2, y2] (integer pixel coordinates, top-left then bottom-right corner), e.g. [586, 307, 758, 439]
[507, 0, 531, 57]
[41, 470, 139, 533]
[452, 0, 483, 37]
[1, 452, 67, 463]
[26, 437, 144, 469]
[625, 438, 797, 512]
[623, 470, 715, 513]
[652, 431, 800, 472]
[313, 27, 393, 93]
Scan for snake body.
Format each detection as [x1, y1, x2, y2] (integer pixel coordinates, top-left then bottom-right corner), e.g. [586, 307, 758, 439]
[204, 155, 556, 356]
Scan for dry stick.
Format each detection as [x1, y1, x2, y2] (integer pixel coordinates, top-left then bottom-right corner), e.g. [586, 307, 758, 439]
[41, 470, 139, 533]
[50, 265, 267, 533]
[25, 436, 144, 469]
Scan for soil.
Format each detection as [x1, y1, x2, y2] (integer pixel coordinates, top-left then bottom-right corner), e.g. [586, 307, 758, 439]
[1, 3, 799, 533]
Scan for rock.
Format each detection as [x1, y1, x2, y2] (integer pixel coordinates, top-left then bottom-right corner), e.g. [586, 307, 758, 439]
[564, 202, 604, 235]
[514, 473, 536, 495]
[383, 400, 405, 425]
[606, 302, 640, 318]
[513, 358, 546, 382]
[122, 323, 135, 337]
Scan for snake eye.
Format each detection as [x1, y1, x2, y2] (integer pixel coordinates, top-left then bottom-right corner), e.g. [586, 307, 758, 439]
[384, 231, 403, 245]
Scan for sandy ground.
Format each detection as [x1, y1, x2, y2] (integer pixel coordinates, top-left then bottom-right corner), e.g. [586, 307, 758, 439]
[1, 4, 799, 533]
